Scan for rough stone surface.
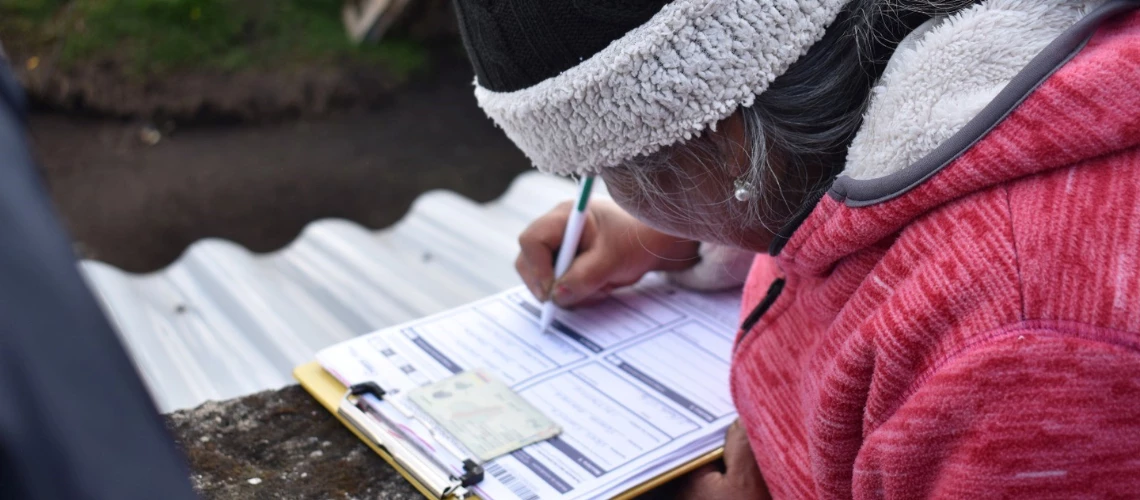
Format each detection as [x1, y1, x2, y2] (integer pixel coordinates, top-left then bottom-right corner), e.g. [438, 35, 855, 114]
[166, 385, 422, 500]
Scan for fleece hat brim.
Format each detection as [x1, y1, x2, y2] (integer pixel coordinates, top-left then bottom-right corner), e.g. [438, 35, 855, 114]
[466, 0, 848, 176]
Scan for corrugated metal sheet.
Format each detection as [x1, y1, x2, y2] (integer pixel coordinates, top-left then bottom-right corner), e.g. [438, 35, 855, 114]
[80, 172, 595, 412]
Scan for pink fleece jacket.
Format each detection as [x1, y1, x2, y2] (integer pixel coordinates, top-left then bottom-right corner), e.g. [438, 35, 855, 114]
[732, 9, 1140, 499]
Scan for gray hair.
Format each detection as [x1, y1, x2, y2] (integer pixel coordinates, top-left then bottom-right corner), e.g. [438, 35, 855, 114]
[605, 0, 977, 241]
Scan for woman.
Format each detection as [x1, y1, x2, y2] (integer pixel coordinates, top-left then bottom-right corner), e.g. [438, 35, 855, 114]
[455, 0, 1140, 497]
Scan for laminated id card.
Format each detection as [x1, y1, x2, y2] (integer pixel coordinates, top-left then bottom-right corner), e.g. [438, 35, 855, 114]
[408, 370, 562, 462]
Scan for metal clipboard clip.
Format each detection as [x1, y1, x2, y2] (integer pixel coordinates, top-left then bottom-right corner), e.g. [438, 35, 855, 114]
[338, 382, 484, 499]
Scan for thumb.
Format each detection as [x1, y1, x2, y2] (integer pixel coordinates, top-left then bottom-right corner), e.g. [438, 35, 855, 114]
[723, 420, 758, 474]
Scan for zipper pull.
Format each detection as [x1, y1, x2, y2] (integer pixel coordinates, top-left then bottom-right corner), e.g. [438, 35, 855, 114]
[736, 278, 786, 346]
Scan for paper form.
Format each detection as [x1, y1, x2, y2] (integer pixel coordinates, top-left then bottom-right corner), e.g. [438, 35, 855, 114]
[317, 275, 741, 500]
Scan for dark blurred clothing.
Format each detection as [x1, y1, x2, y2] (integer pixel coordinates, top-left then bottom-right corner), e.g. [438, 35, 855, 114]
[0, 61, 197, 500]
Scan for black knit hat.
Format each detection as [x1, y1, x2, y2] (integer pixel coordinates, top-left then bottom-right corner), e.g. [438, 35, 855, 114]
[454, 1, 671, 92]
[456, 0, 851, 175]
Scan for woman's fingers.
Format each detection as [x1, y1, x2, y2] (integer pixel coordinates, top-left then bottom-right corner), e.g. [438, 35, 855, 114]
[722, 420, 759, 476]
[722, 420, 770, 499]
[677, 463, 724, 500]
[516, 203, 572, 300]
[515, 198, 696, 307]
[549, 246, 616, 306]
[678, 421, 768, 499]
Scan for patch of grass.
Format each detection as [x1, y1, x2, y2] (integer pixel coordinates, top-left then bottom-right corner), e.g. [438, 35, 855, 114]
[0, 0, 427, 77]
[0, 0, 69, 51]
[1, 0, 66, 19]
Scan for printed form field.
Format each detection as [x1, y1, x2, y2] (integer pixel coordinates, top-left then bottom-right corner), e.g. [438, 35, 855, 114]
[606, 322, 733, 422]
[401, 305, 585, 385]
[509, 290, 685, 353]
[520, 372, 674, 475]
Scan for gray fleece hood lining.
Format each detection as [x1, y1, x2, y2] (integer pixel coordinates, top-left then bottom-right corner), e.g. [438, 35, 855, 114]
[830, 0, 1138, 207]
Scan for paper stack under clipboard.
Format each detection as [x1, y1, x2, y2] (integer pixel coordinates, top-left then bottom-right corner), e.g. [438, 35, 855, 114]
[296, 275, 742, 499]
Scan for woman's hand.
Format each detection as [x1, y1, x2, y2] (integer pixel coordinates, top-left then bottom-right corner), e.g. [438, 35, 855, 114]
[516, 199, 699, 307]
[679, 421, 770, 500]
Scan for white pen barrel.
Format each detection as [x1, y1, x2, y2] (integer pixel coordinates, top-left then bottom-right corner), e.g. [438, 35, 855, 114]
[539, 176, 594, 332]
[553, 207, 587, 279]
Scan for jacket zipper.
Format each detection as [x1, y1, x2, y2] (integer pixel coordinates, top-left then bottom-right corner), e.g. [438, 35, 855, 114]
[736, 278, 785, 347]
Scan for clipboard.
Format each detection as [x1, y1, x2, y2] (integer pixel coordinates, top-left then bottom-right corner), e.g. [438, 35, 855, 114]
[294, 361, 724, 500]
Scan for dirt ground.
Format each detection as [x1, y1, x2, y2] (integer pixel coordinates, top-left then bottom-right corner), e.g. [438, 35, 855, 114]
[4, 0, 459, 122]
[28, 49, 532, 272]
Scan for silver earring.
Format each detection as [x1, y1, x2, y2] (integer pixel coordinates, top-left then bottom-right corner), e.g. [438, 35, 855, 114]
[733, 178, 755, 202]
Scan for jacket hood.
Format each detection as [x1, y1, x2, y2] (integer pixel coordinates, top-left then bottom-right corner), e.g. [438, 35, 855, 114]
[774, 1, 1140, 278]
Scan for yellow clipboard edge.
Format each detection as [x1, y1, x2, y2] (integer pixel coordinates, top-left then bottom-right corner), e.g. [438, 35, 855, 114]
[294, 361, 723, 500]
[293, 361, 452, 500]
[611, 446, 723, 500]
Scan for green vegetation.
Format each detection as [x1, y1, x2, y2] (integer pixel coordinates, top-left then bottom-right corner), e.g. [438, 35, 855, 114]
[0, 0, 427, 76]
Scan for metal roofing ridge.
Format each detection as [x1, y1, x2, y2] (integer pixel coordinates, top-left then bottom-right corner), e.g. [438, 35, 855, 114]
[75, 172, 590, 411]
[79, 171, 577, 277]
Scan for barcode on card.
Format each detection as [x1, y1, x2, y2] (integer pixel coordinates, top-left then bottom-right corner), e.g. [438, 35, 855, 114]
[485, 462, 539, 500]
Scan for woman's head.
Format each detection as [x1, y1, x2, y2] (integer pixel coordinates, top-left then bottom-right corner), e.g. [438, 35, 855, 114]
[461, 0, 973, 252]
[601, 10, 873, 251]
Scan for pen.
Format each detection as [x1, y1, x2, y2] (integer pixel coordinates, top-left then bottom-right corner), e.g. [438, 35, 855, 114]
[538, 175, 595, 333]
